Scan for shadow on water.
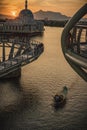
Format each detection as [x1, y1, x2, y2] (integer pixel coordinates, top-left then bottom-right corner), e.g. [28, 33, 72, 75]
[52, 99, 67, 112]
[0, 77, 22, 91]
[0, 78, 40, 129]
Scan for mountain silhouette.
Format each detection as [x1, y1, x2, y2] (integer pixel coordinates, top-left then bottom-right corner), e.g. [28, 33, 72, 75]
[0, 10, 69, 21]
[34, 10, 69, 20]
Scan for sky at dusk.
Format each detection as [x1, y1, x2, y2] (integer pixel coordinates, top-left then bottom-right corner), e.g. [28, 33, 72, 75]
[0, 0, 87, 17]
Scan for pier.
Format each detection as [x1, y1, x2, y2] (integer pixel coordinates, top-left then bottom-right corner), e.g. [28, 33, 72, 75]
[0, 35, 44, 78]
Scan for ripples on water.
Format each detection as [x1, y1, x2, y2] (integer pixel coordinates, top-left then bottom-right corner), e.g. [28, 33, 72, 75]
[0, 27, 87, 130]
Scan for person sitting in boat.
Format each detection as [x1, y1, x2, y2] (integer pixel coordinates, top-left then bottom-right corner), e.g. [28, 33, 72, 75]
[54, 94, 63, 102]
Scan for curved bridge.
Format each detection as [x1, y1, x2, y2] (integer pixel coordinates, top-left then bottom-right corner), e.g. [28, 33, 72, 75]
[0, 36, 44, 78]
[61, 4, 87, 81]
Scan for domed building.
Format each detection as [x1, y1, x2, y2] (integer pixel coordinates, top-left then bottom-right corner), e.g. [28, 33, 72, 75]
[0, 0, 44, 36]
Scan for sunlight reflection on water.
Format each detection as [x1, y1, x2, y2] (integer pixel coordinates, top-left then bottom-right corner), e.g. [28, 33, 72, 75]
[0, 27, 87, 130]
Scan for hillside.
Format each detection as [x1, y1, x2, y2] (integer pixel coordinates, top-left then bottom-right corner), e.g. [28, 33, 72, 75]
[34, 10, 69, 20]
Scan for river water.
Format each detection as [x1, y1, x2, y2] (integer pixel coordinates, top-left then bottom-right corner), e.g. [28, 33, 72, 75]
[0, 27, 87, 130]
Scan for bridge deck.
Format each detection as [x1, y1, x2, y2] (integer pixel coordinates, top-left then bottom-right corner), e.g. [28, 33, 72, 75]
[0, 54, 32, 71]
[65, 50, 87, 69]
[0, 39, 44, 78]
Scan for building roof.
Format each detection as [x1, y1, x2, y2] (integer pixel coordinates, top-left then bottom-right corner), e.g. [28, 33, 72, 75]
[18, 0, 34, 21]
[19, 9, 34, 20]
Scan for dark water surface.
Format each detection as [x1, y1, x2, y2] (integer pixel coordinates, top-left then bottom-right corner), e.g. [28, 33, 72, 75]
[0, 27, 87, 130]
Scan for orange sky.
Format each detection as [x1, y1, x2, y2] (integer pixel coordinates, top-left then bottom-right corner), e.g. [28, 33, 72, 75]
[0, 0, 87, 17]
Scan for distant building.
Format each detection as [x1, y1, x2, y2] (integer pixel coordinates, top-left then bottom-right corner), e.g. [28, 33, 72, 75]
[0, 0, 44, 36]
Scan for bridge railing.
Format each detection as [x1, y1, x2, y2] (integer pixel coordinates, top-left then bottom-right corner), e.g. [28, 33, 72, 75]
[61, 4, 87, 81]
[65, 24, 87, 58]
[0, 42, 44, 73]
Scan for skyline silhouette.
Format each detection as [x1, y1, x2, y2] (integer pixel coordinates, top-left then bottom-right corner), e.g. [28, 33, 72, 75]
[0, 0, 87, 17]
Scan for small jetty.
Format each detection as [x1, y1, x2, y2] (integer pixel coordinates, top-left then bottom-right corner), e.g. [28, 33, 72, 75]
[0, 36, 44, 78]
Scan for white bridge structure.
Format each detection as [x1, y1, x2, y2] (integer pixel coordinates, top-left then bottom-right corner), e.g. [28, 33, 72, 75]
[61, 4, 87, 81]
[0, 35, 44, 78]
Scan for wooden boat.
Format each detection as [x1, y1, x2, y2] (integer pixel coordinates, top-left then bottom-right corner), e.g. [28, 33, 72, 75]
[54, 86, 68, 107]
